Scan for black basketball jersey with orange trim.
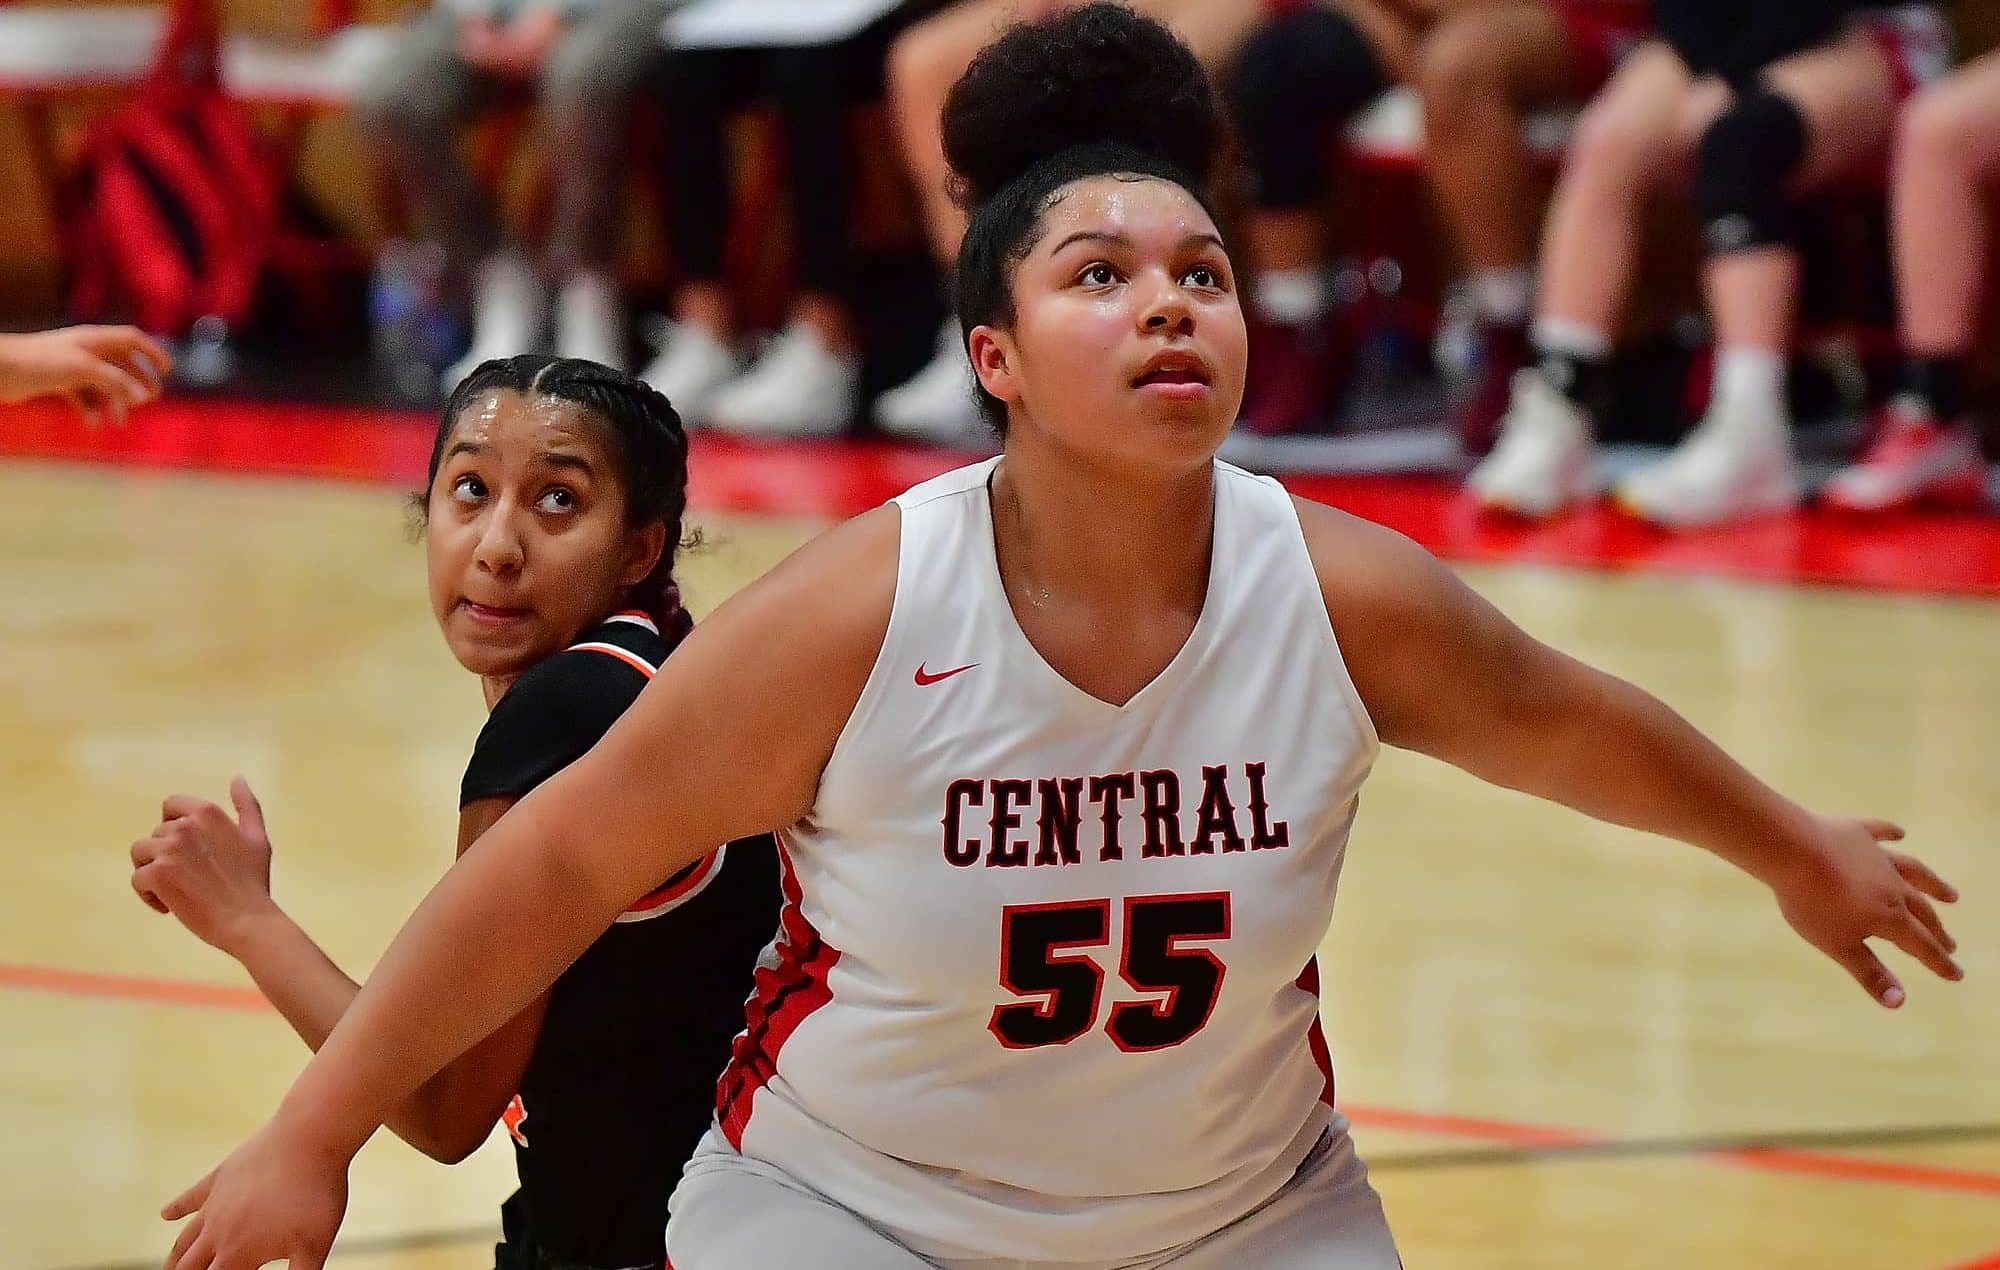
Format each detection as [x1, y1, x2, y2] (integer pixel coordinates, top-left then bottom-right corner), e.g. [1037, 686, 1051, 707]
[461, 612, 779, 1269]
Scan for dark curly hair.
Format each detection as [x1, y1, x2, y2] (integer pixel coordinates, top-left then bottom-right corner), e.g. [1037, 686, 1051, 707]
[418, 355, 695, 646]
[943, 3, 1224, 434]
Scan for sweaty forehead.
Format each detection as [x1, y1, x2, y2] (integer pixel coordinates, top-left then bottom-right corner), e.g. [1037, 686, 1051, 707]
[1033, 175, 1219, 256]
[451, 390, 605, 457]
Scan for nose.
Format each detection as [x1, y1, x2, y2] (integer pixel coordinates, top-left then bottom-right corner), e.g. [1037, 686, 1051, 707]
[1139, 271, 1194, 336]
[472, 500, 525, 575]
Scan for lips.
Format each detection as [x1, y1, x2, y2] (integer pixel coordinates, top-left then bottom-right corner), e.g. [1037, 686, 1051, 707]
[460, 599, 531, 626]
[1132, 349, 1213, 389]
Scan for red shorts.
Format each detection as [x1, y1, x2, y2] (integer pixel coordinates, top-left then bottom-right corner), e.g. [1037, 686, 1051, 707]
[1551, 0, 1653, 91]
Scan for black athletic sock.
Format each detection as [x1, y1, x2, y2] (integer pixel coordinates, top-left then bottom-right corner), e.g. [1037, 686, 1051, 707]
[1902, 355, 1966, 421]
[1535, 345, 1613, 418]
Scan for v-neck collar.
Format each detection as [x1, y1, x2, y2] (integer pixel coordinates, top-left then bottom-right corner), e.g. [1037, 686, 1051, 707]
[975, 462, 1225, 714]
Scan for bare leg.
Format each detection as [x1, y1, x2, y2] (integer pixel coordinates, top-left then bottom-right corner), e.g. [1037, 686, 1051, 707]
[1239, 0, 1423, 282]
[1418, 1, 1590, 273]
[885, 0, 1024, 269]
[1893, 50, 2000, 357]
[1537, 43, 1706, 334]
[1702, 33, 1900, 356]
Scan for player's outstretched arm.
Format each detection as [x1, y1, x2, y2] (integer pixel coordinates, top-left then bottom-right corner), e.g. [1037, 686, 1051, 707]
[0, 325, 170, 423]
[1296, 498, 1961, 1009]
[131, 780, 552, 1164]
[155, 506, 901, 1270]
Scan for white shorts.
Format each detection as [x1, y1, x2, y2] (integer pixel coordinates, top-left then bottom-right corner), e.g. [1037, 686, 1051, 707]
[665, 1123, 1401, 1270]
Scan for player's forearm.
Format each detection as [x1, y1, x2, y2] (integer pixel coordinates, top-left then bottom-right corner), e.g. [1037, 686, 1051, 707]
[1502, 663, 1821, 885]
[266, 794, 626, 1161]
[230, 909, 514, 1162]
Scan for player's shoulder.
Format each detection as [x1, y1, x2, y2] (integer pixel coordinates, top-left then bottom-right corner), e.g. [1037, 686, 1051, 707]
[703, 503, 900, 657]
[1287, 492, 1459, 624]
[501, 613, 669, 718]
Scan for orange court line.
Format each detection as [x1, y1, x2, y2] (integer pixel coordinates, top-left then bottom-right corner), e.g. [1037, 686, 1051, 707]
[9, 958, 1999, 1202]
[0, 961, 268, 1012]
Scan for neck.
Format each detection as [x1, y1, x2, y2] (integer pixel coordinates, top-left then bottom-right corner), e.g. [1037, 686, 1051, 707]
[990, 438, 1215, 615]
[480, 673, 517, 711]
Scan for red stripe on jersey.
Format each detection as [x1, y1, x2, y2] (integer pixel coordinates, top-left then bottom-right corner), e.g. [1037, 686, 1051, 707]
[624, 848, 720, 916]
[717, 838, 840, 1150]
[1298, 957, 1334, 1108]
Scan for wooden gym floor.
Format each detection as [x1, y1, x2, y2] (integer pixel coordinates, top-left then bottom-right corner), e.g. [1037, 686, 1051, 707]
[1, 408, 1996, 1269]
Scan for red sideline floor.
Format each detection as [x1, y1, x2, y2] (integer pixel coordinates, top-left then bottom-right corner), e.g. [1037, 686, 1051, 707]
[5, 398, 1999, 597]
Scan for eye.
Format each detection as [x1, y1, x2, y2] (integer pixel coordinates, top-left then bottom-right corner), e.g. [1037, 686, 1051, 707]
[451, 473, 486, 504]
[536, 486, 578, 514]
[1078, 262, 1121, 287]
[1182, 264, 1223, 290]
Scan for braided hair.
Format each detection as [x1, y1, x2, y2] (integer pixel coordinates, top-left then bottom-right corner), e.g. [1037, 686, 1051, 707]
[419, 355, 696, 647]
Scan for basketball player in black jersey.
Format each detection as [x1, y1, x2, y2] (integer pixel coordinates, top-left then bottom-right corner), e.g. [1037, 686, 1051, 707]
[128, 355, 777, 1270]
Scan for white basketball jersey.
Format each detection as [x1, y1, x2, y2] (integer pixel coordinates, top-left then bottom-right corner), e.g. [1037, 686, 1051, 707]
[713, 458, 1378, 1263]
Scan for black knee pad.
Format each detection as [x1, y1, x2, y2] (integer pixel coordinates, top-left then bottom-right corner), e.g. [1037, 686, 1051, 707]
[1226, 8, 1387, 208]
[1692, 88, 1808, 255]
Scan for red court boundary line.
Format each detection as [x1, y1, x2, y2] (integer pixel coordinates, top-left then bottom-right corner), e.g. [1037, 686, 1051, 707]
[1941, 1251, 2000, 1270]
[7, 957, 1998, 1202]
[3, 399, 1999, 595]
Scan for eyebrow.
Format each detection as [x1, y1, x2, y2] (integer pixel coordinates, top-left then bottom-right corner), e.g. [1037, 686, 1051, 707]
[537, 451, 597, 476]
[1048, 230, 1227, 256]
[439, 440, 596, 476]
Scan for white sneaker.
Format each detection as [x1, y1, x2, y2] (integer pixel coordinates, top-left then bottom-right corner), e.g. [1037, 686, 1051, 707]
[1466, 368, 1601, 517]
[638, 321, 742, 426]
[1615, 395, 1801, 528]
[442, 250, 544, 390]
[706, 320, 860, 439]
[554, 270, 626, 370]
[875, 320, 988, 445]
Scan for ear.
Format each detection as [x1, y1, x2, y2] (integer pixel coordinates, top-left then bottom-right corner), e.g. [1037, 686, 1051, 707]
[967, 325, 1021, 410]
[620, 520, 668, 590]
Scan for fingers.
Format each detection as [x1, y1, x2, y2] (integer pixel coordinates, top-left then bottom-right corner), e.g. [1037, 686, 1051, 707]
[165, 1210, 204, 1269]
[1905, 892, 1956, 954]
[1885, 910, 1963, 983]
[86, 360, 146, 426]
[1861, 819, 1905, 843]
[1889, 850, 1958, 904]
[162, 795, 224, 826]
[66, 387, 102, 428]
[1833, 944, 1904, 1008]
[291, 1244, 330, 1270]
[132, 864, 170, 914]
[133, 876, 170, 916]
[162, 1169, 213, 1221]
[229, 777, 266, 838]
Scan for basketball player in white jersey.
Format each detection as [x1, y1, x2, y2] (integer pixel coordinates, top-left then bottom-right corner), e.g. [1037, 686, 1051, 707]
[159, 8, 1961, 1268]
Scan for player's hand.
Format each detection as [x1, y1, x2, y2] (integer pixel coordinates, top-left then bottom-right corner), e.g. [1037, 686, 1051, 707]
[1769, 816, 1961, 1007]
[162, 1117, 348, 1270]
[0, 325, 170, 424]
[131, 778, 280, 957]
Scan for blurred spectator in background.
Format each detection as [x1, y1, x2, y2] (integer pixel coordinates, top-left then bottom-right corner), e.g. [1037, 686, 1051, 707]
[1471, 0, 1952, 526]
[357, 0, 684, 384]
[639, 0, 941, 439]
[874, 0, 1263, 445]
[1825, 47, 1999, 512]
[1227, 0, 1651, 440]
[0, 325, 171, 426]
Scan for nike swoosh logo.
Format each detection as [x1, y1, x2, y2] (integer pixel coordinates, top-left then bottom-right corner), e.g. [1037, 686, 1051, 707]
[914, 661, 979, 687]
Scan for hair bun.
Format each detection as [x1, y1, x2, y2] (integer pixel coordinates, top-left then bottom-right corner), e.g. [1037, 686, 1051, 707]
[942, 3, 1219, 210]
